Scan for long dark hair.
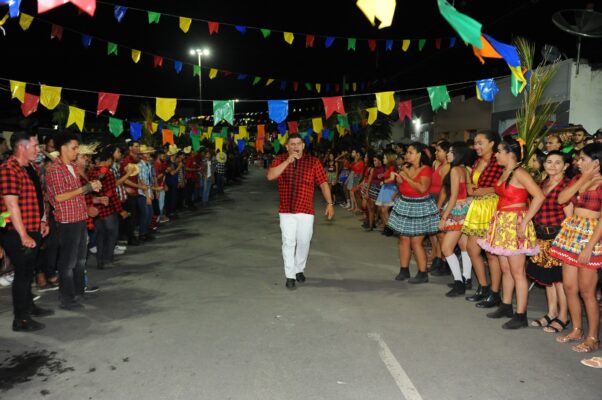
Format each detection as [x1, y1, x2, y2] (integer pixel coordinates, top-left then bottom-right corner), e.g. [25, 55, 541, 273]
[409, 142, 432, 167]
[475, 130, 501, 154]
[443, 142, 474, 194]
[500, 136, 525, 183]
[581, 143, 602, 173]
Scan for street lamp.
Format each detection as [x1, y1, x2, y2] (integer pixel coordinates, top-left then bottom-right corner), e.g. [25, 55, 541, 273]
[189, 48, 210, 117]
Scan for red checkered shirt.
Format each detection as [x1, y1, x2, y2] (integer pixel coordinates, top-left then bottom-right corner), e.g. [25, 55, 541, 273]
[0, 156, 44, 232]
[88, 166, 125, 219]
[568, 175, 602, 212]
[271, 154, 327, 215]
[534, 176, 570, 227]
[45, 158, 88, 223]
[185, 154, 199, 181]
[472, 157, 504, 188]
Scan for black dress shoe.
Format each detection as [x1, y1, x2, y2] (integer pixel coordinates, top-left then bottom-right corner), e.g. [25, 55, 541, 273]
[295, 272, 306, 283]
[13, 318, 45, 332]
[466, 285, 489, 302]
[395, 267, 411, 281]
[30, 306, 54, 317]
[285, 278, 296, 290]
[476, 292, 501, 308]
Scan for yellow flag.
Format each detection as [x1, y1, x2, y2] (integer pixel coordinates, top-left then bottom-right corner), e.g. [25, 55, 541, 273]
[0, 13, 8, 26]
[151, 122, 158, 133]
[356, 0, 396, 29]
[266, 79, 274, 86]
[476, 86, 482, 101]
[239, 126, 248, 139]
[352, 82, 357, 92]
[312, 117, 323, 133]
[402, 39, 410, 52]
[132, 49, 141, 63]
[179, 125, 186, 136]
[156, 98, 177, 121]
[19, 13, 33, 31]
[284, 32, 294, 45]
[337, 125, 346, 135]
[40, 85, 62, 110]
[209, 68, 218, 79]
[375, 91, 395, 115]
[315, 83, 321, 93]
[66, 106, 85, 132]
[278, 133, 288, 145]
[179, 17, 192, 33]
[215, 137, 224, 152]
[367, 107, 378, 125]
[207, 126, 214, 139]
[10, 80, 26, 103]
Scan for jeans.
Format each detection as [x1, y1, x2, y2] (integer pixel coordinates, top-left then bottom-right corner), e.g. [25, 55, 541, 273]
[57, 221, 87, 304]
[215, 173, 225, 194]
[123, 196, 139, 241]
[202, 177, 212, 203]
[137, 196, 152, 236]
[166, 182, 178, 216]
[185, 181, 196, 207]
[94, 213, 119, 265]
[0, 230, 42, 319]
[158, 190, 165, 216]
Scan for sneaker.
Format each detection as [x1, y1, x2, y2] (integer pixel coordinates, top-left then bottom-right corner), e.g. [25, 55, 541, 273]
[33, 294, 41, 301]
[89, 246, 98, 254]
[115, 244, 127, 251]
[37, 283, 59, 292]
[84, 285, 100, 293]
[4, 272, 14, 284]
[113, 248, 125, 256]
[0, 275, 11, 288]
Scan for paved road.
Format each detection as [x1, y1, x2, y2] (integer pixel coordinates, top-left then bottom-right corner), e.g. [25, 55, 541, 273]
[0, 166, 600, 400]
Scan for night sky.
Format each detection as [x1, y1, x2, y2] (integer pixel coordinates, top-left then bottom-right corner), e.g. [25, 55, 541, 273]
[0, 0, 601, 127]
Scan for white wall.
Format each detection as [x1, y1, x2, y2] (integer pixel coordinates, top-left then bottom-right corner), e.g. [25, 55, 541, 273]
[569, 63, 602, 133]
[433, 95, 491, 141]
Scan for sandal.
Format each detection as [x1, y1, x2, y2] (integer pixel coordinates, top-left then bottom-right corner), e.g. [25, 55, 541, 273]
[531, 314, 553, 327]
[543, 318, 570, 333]
[556, 327, 584, 343]
[580, 356, 602, 368]
[571, 336, 600, 353]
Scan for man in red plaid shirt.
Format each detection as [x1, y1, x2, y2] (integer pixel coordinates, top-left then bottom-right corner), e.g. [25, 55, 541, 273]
[267, 134, 334, 290]
[0, 131, 53, 332]
[46, 133, 101, 310]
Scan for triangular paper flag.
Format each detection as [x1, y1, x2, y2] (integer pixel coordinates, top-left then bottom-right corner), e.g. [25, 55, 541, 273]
[97, 92, 119, 116]
[398, 100, 412, 120]
[283, 32, 294, 45]
[375, 91, 395, 114]
[19, 13, 33, 30]
[322, 96, 346, 119]
[38, 0, 96, 16]
[209, 68, 218, 79]
[156, 98, 177, 121]
[66, 106, 85, 132]
[367, 107, 378, 125]
[130, 122, 142, 140]
[312, 117, 323, 133]
[427, 85, 452, 111]
[132, 49, 141, 63]
[10, 80, 25, 103]
[162, 129, 174, 145]
[21, 93, 39, 117]
[108, 117, 123, 137]
[213, 100, 234, 125]
[107, 42, 118, 55]
[208, 21, 219, 34]
[148, 11, 161, 24]
[356, 0, 396, 29]
[260, 29, 271, 38]
[268, 100, 288, 123]
[215, 137, 224, 152]
[179, 17, 191, 33]
[40, 85, 62, 110]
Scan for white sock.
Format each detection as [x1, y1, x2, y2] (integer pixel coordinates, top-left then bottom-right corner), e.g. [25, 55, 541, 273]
[445, 255, 462, 281]
[461, 251, 472, 280]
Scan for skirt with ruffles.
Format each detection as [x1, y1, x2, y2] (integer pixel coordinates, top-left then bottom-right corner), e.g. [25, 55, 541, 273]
[326, 171, 338, 186]
[368, 184, 381, 201]
[461, 193, 499, 238]
[386, 195, 439, 236]
[550, 215, 602, 269]
[527, 226, 563, 285]
[375, 183, 396, 206]
[477, 209, 539, 256]
[441, 198, 472, 231]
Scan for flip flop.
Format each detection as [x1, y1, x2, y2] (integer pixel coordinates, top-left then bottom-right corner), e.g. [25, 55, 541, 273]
[580, 357, 602, 368]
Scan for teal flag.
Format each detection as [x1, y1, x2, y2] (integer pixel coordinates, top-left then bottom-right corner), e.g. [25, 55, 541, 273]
[427, 85, 451, 111]
[437, 0, 482, 48]
[213, 100, 234, 126]
[109, 117, 123, 137]
[191, 135, 201, 151]
[337, 114, 350, 129]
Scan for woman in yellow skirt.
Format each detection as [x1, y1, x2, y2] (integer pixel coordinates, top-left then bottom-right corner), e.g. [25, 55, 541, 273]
[477, 137, 544, 329]
[462, 131, 504, 308]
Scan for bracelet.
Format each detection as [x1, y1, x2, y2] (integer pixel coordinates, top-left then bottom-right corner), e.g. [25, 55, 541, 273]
[327, 202, 334, 205]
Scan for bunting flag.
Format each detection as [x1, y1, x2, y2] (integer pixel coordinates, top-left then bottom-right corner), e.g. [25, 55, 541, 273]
[179, 17, 191, 33]
[257, 124, 265, 139]
[475, 78, 499, 102]
[193, 65, 200, 77]
[213, 100, 234, 125]
[278, 133, 288, 145]
[235, 25, 246, 34]
[305, 34, 314, 48]
[50, 24, 63, 40]
[19, 13, 33, 30]
[266, 78, 275, 86]
[315, 83, 321, 93]
[325, 36, 335, 48]
[191, 134, 200, 151]
[348, 38, 356, 51]
[398, 99, 412, 120]
[174, 60, 182, 73]
[21, 93, 39, 117]
[215, 137, 224, 152]
[256, 137, 264, 153]
[10, 80, 25, 103]
[81, 34, 92, 48]
[260, 29, 271, 38]
[322, 96, 345, 119]
[386, 40, 393, 51]
[337, 114, 350, 129]
[114, 5, 127, 22]
[277, 122, 287, 135]
[149, 122, 158, 133]
[312, 117, 323, 134]
[132, 49, 141, 63]
[268, 100, 288, 123]
[402, 39, 410, 51]
[375, 91, 395, 114]
[208, 21, 219, 34]
[66, 106, 85, 131]
[418, 39, 426, 51]
[107, 42, 118, 55]
[273, 138, 280, 154]
[368, 39, 376, 52]
[322, 128, 330, 140]
[40, 85, 61, 110]
[252, 77, 261, 85]
[108, 117, 123, 137]
[287, 121, 298, 134]
[156, 98, 177, 121]
[37, 0, 96, 17]
[97, 92, 119, 115]
[130, 122, 142, 140]
[449, 36, 456, 48]
[148, 11, 161, 24]
[367, 107, 378, 125]
[237, 139, 246, 153]
[1, 0, 21, 18]
[481, 34, 526, 93]
[437, 0, 482, 48]
[284, 31, 294, 45]
[153, 55, 163, 68]
[427, 85, 451, 111]
[162, 129, 174, 145]
[356, 0, 396, 29]
[209, 68, 218, 79]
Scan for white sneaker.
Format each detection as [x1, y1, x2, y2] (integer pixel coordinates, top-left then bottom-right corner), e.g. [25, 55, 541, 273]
[115, 244, 127, 251]
[89, 246, 97, 254]
[114, 248, 125, 256]
[4, 272, 14, 284]
[0, 275, 11, 287]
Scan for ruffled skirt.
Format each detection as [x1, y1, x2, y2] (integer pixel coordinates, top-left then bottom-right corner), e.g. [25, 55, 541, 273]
[461, 194, 499, 238]
[477, 209, 539, 256]
[441, 198, 472, 232]
[387, 195, 439, 237]
[550, 215, 602, 269]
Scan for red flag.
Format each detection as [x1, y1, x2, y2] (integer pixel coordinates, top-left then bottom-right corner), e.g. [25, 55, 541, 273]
[97, 92, 120, 116]
[50, 24, 63, 40]
[153, 55, 163, 68]
[335, 83, 340, 93]
[222, 70, 233, 76]
[322, 96, 345, 119]
[368, 39, 376, 52]
[305, 35, 315, 48]
[398, 100, 412, 121]
[208, 21, 219, 35]
[293, 82, 299, 92]
[21, 93, 39, 117]
[38, 0, 96, 17]
[435, 38, 442, 49]
[287, 121, 298, 134]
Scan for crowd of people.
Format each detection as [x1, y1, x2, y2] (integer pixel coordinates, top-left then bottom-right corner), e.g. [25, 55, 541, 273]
[0, 131, 248, 332]
[311, 125, 602, 369]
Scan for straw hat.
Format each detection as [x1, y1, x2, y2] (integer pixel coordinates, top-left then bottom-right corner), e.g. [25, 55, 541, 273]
[183, 146, 192, 154]
[167, 144, 179, 156]
[139, 144, 156, 154]
[216, 151, 227, 163]
[125, 163, 140, 177]
[48, 151, 59, 161]
[78, 142, 100, 156]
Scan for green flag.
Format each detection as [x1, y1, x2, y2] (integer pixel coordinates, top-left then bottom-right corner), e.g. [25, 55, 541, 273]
[107, 42, 118, 55]
[260, 29, 271, 38]
[252, 77, 261, 85]
[305, 83, 312, 91]
[220, 127, 229, 138]
[337, 114, 349, 129]
[191, 135, 201, 151]
[109, 117, 123, 137]
[418, 39, 426, 51]
[348, 38, 356, 51]
[171, 125, 180, 137]
[510, 73, 521, 97]
[193, 65, 200, 77]
[437, 0, 482, 48]
[213, 100, 234, 126]
[273, 139, 280, 154]
[299, 131, 308, 139]
[427, 85, 452, 112]
[148, 11, 161, 24]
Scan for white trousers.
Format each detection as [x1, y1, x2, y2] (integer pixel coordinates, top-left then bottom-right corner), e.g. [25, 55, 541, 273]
[279, 213, 315, 279]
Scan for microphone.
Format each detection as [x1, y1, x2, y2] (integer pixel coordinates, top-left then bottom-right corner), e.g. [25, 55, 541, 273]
[293, 159, 297, 168]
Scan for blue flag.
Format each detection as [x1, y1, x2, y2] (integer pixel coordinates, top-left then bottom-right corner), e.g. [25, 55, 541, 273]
[114, 6, 128, 22]
[81, 34, 92, 48]
[174, 61, 183, 74]
[130, 122, 142, 140]
[268, 100, 288, 123]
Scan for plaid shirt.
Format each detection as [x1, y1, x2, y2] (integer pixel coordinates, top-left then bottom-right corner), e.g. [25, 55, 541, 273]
[121, 153, 140, 197]
[0, 156, 44, 232]
[271, 154, 327, 215]
[534, 176, 570, 227]
[185, 154, 199, 181]
[46, 158, 88, 223]
[89, 166, 125, 219]
[215, 160, 226, 175]
[472, 157, 504, 188]
[110, 162, 126, 202]
[569, 175, 602, 212]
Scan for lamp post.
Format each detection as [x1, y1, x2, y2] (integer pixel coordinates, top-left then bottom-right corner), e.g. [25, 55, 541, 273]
[189, 48, 210, 117]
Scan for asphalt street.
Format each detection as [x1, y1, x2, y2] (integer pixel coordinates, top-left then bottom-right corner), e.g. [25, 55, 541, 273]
[0, 166, 600, 400]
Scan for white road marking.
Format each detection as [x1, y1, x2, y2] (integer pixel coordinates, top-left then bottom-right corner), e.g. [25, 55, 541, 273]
[368, 332, 424, 400]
